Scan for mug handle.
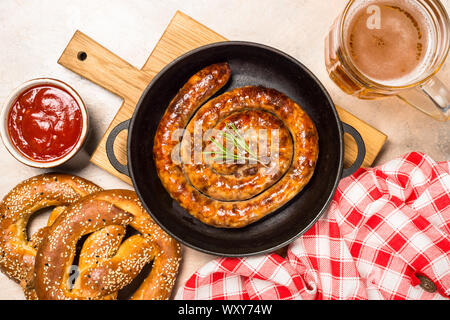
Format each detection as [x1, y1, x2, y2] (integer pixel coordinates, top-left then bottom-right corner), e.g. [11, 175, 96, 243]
[105, 119, 131, 177]
[342, 122, 366, 178]
[397, 77, 450, 121]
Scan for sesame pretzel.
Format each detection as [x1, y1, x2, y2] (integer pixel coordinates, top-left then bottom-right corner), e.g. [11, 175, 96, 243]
[0, 173, 103, 299]
[34, 190, 181, 300]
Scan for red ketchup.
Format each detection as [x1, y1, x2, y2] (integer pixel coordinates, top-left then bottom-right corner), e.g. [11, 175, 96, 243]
[7, 84, 83, 162]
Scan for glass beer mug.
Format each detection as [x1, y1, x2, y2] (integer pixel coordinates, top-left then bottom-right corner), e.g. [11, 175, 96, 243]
[325, 0, 450, 121]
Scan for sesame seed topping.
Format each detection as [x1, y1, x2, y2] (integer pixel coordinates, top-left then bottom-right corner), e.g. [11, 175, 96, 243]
[1, 175, 181, 300]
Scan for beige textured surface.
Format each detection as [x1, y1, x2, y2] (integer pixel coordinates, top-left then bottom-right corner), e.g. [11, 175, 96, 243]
[0, 0, 448, 300]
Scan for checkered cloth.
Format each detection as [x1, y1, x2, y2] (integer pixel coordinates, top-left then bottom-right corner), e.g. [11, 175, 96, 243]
[175, 152, 450, 300]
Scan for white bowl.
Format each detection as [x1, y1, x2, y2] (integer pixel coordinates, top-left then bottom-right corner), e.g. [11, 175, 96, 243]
[0, 78, 89, 168]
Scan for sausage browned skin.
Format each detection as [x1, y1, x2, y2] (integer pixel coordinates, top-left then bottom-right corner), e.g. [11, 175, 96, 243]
[153, 62, 232, 175]
[182, 109, 294, 201]
[153, 63, 318, 228]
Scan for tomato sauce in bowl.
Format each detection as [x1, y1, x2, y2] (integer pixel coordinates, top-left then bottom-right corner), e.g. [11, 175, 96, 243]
[1, 79, 88, 167]
[7, 84, 83, 162]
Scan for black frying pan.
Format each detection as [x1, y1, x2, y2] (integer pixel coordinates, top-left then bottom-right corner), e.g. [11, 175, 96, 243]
[106, 42, 365, 256]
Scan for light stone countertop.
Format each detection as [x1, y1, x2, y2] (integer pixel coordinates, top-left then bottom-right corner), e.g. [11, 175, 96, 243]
[0, 0, 448, 300]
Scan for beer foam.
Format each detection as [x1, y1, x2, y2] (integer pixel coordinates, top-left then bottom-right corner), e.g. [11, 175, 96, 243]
[343, 0, 436, 86]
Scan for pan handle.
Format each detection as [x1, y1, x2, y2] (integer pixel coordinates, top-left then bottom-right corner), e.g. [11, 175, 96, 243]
[105, 119, 131, 177]
[105, 121, 365, 178]
[342, 122, 366, 178]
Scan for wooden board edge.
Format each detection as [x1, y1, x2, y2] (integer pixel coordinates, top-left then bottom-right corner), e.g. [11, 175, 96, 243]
[175, 10, 227, 41]
[336, 105, 387, 166]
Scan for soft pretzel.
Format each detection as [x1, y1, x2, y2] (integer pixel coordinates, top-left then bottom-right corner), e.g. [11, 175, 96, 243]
[34, 190, 181, 300]
[153, 63, 319, 228]
[0, 173, 102, 299]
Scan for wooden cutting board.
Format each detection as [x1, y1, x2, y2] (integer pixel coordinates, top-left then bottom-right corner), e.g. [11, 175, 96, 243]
[58, 11, 387, 184]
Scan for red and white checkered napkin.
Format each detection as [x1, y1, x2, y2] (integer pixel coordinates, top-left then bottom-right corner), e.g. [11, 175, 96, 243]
[175, 152, 450, 300]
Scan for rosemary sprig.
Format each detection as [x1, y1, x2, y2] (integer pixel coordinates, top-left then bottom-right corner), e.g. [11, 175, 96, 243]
[203, 122, 267, 166]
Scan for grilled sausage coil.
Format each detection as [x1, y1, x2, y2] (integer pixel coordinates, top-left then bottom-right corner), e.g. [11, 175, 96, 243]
[153, 63, 319, 228]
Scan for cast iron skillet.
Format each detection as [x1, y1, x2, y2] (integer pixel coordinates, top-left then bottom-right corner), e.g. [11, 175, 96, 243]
[106, 42, 365, 257]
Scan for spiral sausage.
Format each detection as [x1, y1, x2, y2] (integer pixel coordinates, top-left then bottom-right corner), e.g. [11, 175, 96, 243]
[153, 63, 318, 228]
